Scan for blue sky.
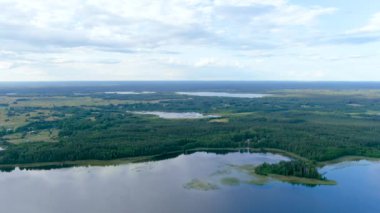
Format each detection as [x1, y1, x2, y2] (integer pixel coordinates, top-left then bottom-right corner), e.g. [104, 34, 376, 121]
[0, 0, 379, 81]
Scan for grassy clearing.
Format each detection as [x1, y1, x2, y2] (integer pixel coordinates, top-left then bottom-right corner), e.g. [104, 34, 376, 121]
[0, 96, 13, 105]
[0, 108, 29, 129]
[209, 118, 229, 123]
[0, 108, 66, 130]
[9, 97, 132, 108]
[271, 89, 380, 98]
[3, 129, 59, 144]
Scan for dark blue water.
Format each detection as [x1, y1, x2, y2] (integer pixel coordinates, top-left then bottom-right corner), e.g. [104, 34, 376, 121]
[0, 152, 379, 213]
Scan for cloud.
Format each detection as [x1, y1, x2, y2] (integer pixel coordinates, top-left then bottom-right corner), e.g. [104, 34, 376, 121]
[1, 0, 378, 81]
[214, 0, 285, 7]
[194, 58, 218, 68]
[251, 5, 335, 26]
[0, 61, 13, 69]
[351, 12, 380, 33]
[0, 0, 336, 53]
[319, 11, 380, 45]
[319, 34, 380, 45]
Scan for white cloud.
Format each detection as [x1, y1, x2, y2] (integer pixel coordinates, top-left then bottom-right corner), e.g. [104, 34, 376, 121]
[351, 12, 380, 33]
[194, 58, 218, 67]
[255, 6, 336, 26]
[0, 61, 13, 69]
[0, 66, 51, 81]
[0, 0, 336, 52]
[214, 0, 285, 7]
[0, 0, 378, 81]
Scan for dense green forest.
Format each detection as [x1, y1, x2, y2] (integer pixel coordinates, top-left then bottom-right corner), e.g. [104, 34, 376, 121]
[255, 161, 325, 180]
[1, 85, 380, 179]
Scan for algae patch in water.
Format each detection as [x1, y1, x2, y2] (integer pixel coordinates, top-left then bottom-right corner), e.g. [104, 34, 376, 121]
[232, 164, 257, 176]
[220, 177, 240, 186]
[231, 164, 270, 185]
[246, 176, 270, 186]
[184, 179, 219, 191]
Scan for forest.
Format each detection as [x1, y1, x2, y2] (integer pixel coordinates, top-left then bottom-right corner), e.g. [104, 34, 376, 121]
[255, 161, 325, 180]
[1, 83, 380, 180]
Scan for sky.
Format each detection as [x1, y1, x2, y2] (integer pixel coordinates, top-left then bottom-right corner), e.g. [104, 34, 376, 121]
[0, 0, 379, 81]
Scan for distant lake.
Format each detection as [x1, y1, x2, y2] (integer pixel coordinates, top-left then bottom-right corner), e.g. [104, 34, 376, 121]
[176, 92, 270, 98]
[5, 93, 17, 96]
[129, 111, 220, 119]
[0, 152, 379, 213]
[104, 91, 155, 95]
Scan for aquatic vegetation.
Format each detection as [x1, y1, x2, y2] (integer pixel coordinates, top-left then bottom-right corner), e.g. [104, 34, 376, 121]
[184, 179, 219, 191]
[246, 176, 270, 186]
[210, 169, 232, 176]
[233, 164, 257, 176]
[220, 177, 240, 186]
[269, 175, 336, 186]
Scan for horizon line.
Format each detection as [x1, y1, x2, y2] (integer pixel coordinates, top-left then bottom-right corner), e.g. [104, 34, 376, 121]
[1, 80, 380, 83]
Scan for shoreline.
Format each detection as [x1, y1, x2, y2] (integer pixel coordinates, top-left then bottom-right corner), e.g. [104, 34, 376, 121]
[0, 147, 379, 170]
[318, 155, 380, 167]
[268, 174, 337, 186]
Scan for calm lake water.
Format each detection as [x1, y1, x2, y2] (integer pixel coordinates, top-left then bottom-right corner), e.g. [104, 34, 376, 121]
[129, 111, 220, 119]
[176, 92, 270, 98]
[0, 152, 379, 213]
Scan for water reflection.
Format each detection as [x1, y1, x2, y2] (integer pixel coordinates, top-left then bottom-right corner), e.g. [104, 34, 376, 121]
[128, 111, 220, 119]
[0, 152, 379, 213]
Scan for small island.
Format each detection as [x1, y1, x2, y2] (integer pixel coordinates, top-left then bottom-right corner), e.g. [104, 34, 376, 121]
[255, 160, 336, 186]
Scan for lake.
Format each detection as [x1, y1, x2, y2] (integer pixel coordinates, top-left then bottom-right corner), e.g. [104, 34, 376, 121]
[0, 152, 379, 213]
[128, 111, 220, 119]
[176, 92, 270, 98]
[104, 91, 155, 95]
